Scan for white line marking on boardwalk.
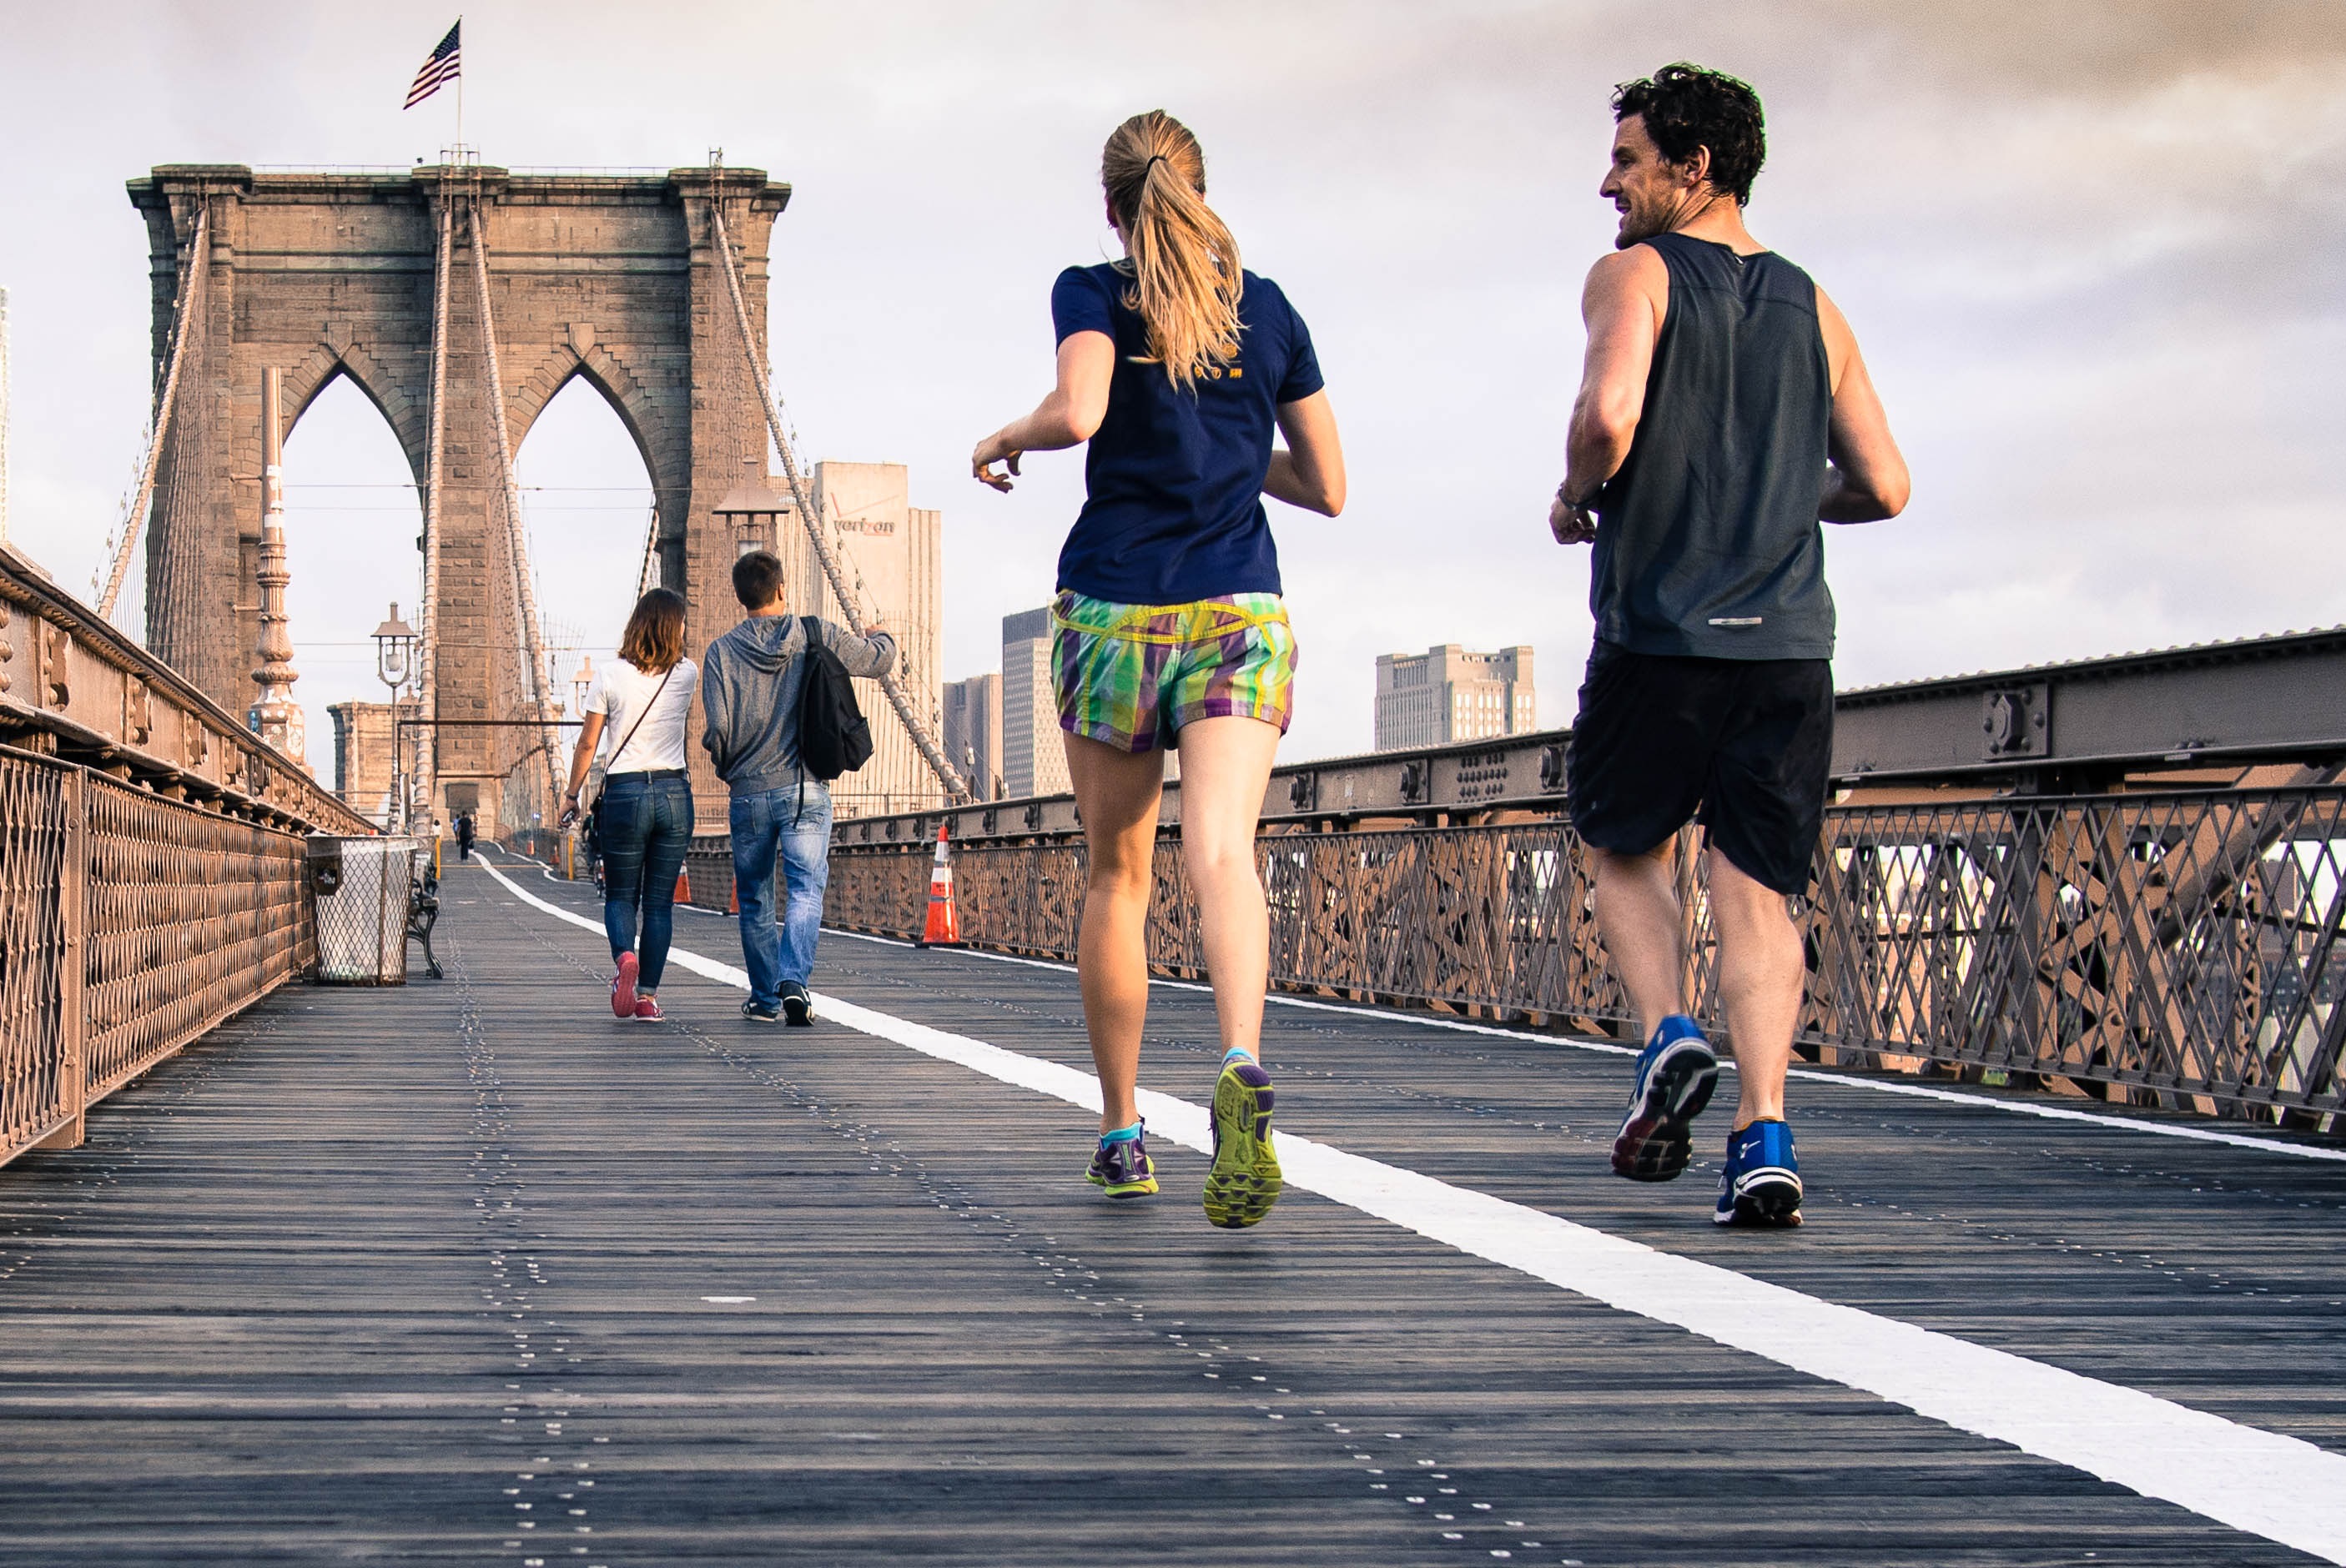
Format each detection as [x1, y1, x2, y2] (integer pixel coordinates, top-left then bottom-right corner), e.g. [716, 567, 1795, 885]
[819, 926, 2346, 1165]
[479, 857, 2346, 1562]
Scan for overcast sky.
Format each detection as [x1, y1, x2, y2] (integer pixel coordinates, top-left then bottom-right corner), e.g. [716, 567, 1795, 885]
[3, 1, 2340, 771]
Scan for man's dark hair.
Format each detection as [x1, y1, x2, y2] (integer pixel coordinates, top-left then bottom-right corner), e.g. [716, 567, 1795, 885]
[732, 549, 783, 611]
[1613, 63, 1766, 206]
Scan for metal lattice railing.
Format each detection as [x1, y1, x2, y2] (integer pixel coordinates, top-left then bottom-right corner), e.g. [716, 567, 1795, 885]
[0, 751, 74, 1159]
[823, 787, 2346, 1124]
[0, 746, 315, 1167]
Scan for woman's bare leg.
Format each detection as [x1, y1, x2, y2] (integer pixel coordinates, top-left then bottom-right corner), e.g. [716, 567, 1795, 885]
[1168, 716, 1283, 1061]
[1063, 732, 1169, 1132]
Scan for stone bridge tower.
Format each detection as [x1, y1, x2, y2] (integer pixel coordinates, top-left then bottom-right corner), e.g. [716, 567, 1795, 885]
[127, 163, 790, 833]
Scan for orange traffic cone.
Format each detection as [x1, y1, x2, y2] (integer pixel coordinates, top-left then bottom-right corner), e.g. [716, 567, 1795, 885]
[918, 822, 965, 948]
[675, 867, 691, 906]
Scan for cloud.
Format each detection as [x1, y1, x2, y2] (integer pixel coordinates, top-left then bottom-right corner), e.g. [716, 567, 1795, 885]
[1, 1, 2337, 767]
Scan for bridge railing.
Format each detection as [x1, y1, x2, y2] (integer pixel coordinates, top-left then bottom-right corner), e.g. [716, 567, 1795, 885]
[1, 744, 315, 1168]
[823, 786, 2346, 1126]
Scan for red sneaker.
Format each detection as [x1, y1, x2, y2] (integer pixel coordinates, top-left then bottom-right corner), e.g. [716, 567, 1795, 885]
[633, 995, 663, 1022]
[611, 952, 639, 1018]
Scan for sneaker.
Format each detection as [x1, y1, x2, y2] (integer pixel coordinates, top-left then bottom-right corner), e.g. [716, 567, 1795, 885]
[782, 983, 814, 1028]
[741, 999, 783, 1023]
[1716, 1119, 1804, 1227]
[1610, 1014, 1719, 1182]
[611, 952, 639, 1019]
[633, 995, 664, 1023]
[1202, 1055, 1282, 1229]
[1086, 1124, 1159, 1199]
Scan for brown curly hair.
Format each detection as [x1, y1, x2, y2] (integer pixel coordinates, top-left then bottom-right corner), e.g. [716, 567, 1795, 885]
[1613, 64, 1767, 206]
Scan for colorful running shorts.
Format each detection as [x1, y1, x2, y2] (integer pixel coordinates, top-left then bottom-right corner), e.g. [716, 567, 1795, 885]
[1050, 591, 1298, 754]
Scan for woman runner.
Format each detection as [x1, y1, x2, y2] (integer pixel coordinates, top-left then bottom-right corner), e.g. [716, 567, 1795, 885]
[971, 110, 1347, 1227]
[559, 587, 699, 1023]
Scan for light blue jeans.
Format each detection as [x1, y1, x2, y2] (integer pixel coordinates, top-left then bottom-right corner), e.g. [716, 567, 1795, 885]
[730, 781, 833, 1009]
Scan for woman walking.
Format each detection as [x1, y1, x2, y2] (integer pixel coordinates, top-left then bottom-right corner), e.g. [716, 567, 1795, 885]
[559, 587, 699, 1023]
[971, 110, 1346, 1228]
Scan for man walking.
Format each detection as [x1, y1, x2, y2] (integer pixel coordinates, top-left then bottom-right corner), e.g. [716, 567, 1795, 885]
[1550, 63, 1909, 1226]
[701, 550, 897, 1026]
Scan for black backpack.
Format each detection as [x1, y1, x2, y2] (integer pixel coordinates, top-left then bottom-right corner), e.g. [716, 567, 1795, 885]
[796, 616, 874, 780]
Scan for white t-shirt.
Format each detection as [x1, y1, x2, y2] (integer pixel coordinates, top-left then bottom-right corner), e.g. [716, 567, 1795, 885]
[586, 657, 699, 775]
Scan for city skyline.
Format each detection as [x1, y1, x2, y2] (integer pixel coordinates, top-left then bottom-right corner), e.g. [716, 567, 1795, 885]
[0, 3, 2337, 769]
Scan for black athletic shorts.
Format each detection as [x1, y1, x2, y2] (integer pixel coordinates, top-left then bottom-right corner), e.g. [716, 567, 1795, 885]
[1564, 640, 1833, 896]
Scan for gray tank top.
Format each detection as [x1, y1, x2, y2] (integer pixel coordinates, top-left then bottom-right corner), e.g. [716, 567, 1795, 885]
[1589, 233, 1835, 661]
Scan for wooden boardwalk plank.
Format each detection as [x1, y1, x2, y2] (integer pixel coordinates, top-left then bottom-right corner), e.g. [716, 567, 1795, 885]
[0, 854, 2334, 1565]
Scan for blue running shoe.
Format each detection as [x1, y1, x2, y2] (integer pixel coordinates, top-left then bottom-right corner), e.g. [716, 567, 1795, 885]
[1086, 1123, 1159, 1199]
[1610, 1015, 1719, 1182]
[1715, 1119, 1803, 1227]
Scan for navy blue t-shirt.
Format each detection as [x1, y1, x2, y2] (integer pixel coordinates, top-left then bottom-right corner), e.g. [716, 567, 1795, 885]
[1050, 262, 1324, 605]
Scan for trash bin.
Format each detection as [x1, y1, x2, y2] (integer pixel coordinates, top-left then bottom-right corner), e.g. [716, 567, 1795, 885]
[309, 835, 425, 984]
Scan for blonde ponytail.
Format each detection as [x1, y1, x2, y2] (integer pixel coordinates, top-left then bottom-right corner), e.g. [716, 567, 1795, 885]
[1101, 112, 1244, 390]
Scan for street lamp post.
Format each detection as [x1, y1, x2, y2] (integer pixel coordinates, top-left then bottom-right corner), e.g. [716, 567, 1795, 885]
[371, 603, 419, 831]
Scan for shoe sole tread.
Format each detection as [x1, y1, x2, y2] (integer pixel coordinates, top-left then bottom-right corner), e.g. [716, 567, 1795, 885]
[1203, 1064, 1282, 1229]
[1611, 1042, 1719, 1183]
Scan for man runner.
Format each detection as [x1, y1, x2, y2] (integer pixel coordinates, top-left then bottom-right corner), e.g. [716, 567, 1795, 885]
[1550, 63, 1909, 1227]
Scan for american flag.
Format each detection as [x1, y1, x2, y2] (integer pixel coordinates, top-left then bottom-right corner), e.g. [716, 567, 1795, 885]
[404, 21, 461, 109]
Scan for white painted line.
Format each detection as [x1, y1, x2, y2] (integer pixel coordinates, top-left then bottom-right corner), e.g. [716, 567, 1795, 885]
[821, 927, 2346, 1164]
[479, 857, 2346, 1563]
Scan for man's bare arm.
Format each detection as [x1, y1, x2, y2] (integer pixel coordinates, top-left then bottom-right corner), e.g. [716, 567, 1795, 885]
[1552, 247, 1664, 543]
[1815, 287, 1910, 524]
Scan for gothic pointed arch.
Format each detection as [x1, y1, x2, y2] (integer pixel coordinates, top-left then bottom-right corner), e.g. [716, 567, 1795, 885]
[280, 340, 432, 489]
[505, 341, 678, 502]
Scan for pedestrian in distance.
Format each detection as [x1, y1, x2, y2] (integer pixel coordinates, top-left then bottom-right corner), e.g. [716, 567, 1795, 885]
[970, 110, 1347, 1229]
[701, 548, 897, 1028]
[1551, 64, 1909, 1227]
[454, 812, 476, 862]
[557, 587, 700, 1024]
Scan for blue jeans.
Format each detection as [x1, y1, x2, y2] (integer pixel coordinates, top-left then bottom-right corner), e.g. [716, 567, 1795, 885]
[731, 781, 833, 1009]
[598, 771, 693, 991]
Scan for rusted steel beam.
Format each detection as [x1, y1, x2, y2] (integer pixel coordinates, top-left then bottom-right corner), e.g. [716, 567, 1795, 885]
[0, 544, 368, 835]
[827, 628, 2346, 850]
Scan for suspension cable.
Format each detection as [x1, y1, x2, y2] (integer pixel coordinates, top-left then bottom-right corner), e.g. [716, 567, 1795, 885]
[413, 199, 455, 827]
[706, 192, 969, 803]
[468, 199, 563, 808]
[98, 204, 209, 622]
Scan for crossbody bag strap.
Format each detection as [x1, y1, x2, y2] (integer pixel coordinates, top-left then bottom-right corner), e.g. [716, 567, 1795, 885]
[606, 664, 676, 769]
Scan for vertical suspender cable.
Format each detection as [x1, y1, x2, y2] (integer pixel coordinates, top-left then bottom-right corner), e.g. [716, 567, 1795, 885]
[98, 204, 209, 623]
[414, 199, 454, 827]
[468, 199, 562, 811]
[635, 500, 660, 599]
[706, 194, 969, 803]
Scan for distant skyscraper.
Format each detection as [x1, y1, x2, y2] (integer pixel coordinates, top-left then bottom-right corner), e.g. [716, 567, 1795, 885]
[944, 672, 1004, 801]
[1375, 644, 1536, 750]
[1002, 606, 1071, 798]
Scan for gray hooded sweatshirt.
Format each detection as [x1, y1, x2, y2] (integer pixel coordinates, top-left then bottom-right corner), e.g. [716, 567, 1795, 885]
[699, 613, 898, 797]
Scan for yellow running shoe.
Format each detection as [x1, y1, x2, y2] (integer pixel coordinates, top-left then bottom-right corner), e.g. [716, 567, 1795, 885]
[1202, 1056, 1282, 1229]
